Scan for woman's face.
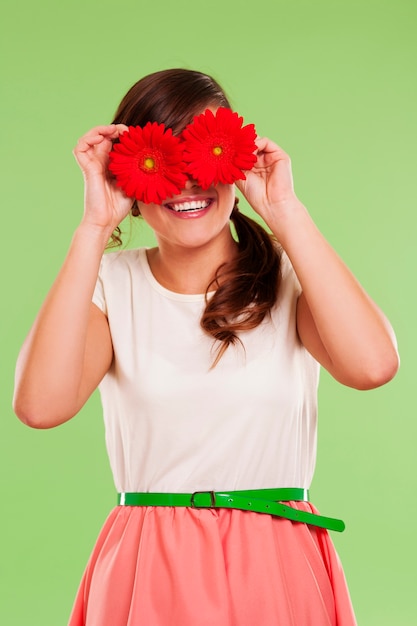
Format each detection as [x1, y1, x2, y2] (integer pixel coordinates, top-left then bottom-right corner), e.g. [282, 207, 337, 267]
[137, 104, 236, 252]
[137, 178, 236, 252]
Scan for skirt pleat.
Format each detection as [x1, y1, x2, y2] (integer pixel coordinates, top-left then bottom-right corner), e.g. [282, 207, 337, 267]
[69, 501, 357, 626]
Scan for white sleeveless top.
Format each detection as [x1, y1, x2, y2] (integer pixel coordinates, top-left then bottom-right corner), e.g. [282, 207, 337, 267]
[92, 248, 320, 493]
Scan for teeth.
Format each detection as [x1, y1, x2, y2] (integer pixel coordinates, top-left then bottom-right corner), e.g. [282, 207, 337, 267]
[169, 200, 210, 212]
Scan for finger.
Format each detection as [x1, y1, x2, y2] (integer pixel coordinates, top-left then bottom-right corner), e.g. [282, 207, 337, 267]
[75, 135, 107, 155]
[114, 123, 129, 136]
[74, 124, 120, 151]
[255, 136, 268, 151]
[74, 124, 132, 159]
[80, 124, 118, 139]
[255, 136, 289, 159]
[74, 132, 110, 154]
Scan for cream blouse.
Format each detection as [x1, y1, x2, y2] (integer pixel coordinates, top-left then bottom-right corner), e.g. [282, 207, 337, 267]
[92, 247, 320, 493]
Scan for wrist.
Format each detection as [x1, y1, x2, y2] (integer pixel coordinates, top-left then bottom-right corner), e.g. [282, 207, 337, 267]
[262, 199, 309, 243]
[75, 221, 114, 251]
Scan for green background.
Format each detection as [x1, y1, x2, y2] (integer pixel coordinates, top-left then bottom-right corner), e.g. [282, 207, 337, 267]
[1, 0, 416, 624]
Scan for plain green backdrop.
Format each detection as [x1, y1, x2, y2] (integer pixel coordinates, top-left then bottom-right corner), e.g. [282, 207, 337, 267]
[1, 0, 416, 624]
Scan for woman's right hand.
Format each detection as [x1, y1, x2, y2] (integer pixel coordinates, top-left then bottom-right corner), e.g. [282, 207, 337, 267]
[73, 124, 133, 236]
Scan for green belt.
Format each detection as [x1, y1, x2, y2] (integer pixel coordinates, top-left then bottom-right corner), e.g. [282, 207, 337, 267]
[117, 488, 345, 532]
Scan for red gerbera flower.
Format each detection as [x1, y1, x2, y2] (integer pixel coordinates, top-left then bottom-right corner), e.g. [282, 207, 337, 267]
[181, 107, 257, 189]
[108, 122, 188, 204]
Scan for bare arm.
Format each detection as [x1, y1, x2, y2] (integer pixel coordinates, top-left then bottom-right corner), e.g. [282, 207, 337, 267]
[13, 124, 132, 427]
[288, 207, 398, 389]
[237, 137, 399, 389]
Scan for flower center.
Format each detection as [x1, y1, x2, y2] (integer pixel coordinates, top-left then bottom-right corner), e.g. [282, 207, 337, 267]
[212, 146, 223, 156]
[143, 157, 156, 170]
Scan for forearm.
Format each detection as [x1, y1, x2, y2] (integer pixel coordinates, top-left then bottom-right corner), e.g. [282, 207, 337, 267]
[13, 223, 111, 424]
[267, 201, 399, 388]
[237, 137, 398, 387]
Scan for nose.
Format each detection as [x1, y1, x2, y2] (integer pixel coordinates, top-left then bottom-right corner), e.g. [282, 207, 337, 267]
[183, 173, 200, 189]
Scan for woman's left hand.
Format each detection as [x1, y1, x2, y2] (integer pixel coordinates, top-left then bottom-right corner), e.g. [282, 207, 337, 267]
[236, 137, 302, 228]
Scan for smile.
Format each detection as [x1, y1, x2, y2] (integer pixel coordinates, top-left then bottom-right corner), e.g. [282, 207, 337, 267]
[165, 199, 213, 213]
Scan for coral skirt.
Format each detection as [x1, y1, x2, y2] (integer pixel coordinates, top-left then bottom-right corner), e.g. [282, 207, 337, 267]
[68, 501, 357, 626]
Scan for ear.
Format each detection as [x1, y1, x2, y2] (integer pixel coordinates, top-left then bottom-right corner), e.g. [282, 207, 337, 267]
[131, 201, 141, 216]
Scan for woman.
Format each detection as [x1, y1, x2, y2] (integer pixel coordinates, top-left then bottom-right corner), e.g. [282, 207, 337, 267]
[13, 69, 399, 626]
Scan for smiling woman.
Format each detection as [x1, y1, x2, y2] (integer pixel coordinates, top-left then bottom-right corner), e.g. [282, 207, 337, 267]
[13, 68, 399, 626]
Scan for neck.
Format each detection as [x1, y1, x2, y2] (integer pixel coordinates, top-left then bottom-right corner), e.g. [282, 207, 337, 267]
[147, 231, 238, 295]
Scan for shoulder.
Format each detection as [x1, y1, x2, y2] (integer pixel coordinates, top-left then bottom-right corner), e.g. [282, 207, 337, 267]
[100, 246, 145, 267]
[99, 247, 146, 278]
[95, 248, 148, 306]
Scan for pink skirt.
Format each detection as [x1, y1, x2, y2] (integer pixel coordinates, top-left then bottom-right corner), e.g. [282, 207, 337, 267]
[68, 501, 357, 626]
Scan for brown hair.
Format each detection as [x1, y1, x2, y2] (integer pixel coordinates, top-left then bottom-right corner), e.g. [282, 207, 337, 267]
[109, 69, 281, 362]
[204, 202, 281, 366]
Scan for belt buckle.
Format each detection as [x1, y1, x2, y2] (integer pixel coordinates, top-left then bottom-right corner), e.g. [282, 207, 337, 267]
[190, 491, 216, 509]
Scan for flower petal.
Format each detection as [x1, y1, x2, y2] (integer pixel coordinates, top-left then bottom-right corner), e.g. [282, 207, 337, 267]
[182, 107, 257, 188]
[109, 122, 187, 204]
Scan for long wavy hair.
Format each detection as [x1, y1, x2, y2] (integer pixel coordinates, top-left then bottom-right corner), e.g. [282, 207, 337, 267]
[110, 69, 281, 365]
